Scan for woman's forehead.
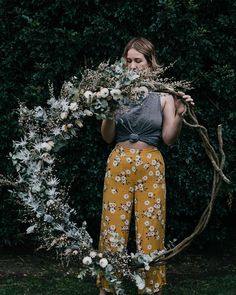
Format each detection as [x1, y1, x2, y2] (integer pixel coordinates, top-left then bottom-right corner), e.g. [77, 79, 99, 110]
[127, 48, 145, 59]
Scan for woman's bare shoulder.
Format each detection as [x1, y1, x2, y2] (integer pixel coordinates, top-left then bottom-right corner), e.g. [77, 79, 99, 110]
[159, 92, 173, 99]
[159, 92, 174, 110]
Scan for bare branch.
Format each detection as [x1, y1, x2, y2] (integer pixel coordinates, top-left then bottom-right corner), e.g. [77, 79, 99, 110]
[149, 102, 231, 263]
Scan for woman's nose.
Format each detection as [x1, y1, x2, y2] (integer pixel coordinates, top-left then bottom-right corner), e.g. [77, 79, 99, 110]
[129, 61, 137, 70]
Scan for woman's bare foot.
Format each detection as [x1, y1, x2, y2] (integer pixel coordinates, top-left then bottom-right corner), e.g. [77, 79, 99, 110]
[99, 288, 106, 295]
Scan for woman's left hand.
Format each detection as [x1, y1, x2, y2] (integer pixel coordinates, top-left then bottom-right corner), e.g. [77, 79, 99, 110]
[174, 94, 195, 116]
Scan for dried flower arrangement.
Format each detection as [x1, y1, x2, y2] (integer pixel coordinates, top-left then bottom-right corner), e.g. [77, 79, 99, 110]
[2, 58, 229, 294]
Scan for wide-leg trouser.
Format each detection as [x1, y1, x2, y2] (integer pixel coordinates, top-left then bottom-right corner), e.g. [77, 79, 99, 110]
[97, 145, 166, 294]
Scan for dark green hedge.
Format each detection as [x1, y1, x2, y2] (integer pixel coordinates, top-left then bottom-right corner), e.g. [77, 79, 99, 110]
[0, 0, 235, 247]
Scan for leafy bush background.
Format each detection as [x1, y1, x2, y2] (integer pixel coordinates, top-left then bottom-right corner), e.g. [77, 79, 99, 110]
[0, 0, 235, 247]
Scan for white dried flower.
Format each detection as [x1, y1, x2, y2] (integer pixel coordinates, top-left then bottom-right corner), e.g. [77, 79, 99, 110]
[75, 120, 83, 128]
[109, 236, 116, 242]
[65, 81, 73, 89]
[64, 82, 77, 95]
[60, 112, 68, 120]
[96, 91, 102, 98]
[34, 106, 46, 119]
[144, 265, 150, 271]
[72, 250, 78, 255]
[41, 153, 54, 164]
[61, 124, 68, 132]
[69, 102, 78, 111]
[135, 274, 145, 290]
[83, 109, 93, 116]
[144, 288, 152, 294]
[99, 258, 108, 268]
[110, 89, 122, 101]
[84, 91, 93, 99]
[41, 142, 53, 152]
[64, 249, 72, 256]
[82, 256, 92, 265]
[61, 123, 73, 132]
[137, 86, 149, 96]
[72, 89, 80, 100]
[98, 253, 103, 258]
[46, 200, 55, 207]
[89, 251, 97, 258]
[100, 88, 109, 98]
[47, 141, 54, 148]
[26, 225, 36, 234]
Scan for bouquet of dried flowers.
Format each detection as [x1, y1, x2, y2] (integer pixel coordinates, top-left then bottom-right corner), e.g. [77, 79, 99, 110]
[60, 58, 193, 121]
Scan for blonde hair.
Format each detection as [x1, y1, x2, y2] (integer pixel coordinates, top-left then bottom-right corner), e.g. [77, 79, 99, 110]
[123, 37, 159, 70]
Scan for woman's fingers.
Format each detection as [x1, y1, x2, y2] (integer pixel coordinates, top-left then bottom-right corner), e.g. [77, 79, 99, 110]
[182, 95, 195, 106]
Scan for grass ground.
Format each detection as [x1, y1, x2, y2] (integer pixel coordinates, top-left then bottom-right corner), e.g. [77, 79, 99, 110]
[0, 272, 236, 295]
[0, 241, 235, 295]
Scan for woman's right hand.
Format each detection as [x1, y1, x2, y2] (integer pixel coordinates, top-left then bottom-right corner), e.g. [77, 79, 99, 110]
[107, 100, 119, 118]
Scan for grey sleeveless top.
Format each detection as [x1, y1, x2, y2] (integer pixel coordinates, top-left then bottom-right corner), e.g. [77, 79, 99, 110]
[115, 92, 163, 147]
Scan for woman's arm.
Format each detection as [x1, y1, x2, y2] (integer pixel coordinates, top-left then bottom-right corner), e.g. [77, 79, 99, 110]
[101, 116, 116, 144]
[161, 93, 194, 146]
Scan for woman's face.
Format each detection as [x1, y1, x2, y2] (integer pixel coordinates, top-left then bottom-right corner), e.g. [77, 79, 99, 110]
[126, 48, 149, 70]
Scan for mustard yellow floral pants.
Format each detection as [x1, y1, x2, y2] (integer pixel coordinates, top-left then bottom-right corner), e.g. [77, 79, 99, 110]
[98, 145, 166, 294]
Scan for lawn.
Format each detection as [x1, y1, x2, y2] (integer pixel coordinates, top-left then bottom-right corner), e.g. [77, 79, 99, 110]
[0, 273, 236, 295]
[0, 244, 235, 295]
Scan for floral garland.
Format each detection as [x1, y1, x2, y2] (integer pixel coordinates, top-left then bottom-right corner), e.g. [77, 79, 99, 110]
[10, 59, 193, 294]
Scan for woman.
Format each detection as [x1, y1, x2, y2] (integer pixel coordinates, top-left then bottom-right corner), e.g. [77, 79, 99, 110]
[98, 37, 194, 294]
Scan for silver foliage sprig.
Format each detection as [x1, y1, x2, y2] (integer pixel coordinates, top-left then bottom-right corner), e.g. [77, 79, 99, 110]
[11, 95, 94, 253]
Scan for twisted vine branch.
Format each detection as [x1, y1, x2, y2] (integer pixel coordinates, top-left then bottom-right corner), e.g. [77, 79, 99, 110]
[150, 95, 231, 264]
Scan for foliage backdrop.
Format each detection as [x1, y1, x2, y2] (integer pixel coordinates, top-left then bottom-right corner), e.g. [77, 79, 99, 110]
[0, 0, 235, 247]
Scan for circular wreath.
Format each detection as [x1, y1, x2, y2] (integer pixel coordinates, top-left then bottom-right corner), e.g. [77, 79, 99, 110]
[8, 59, 230, 294]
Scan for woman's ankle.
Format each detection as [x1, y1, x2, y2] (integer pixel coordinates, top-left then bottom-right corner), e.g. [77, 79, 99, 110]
[99, 288, 106, 295]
